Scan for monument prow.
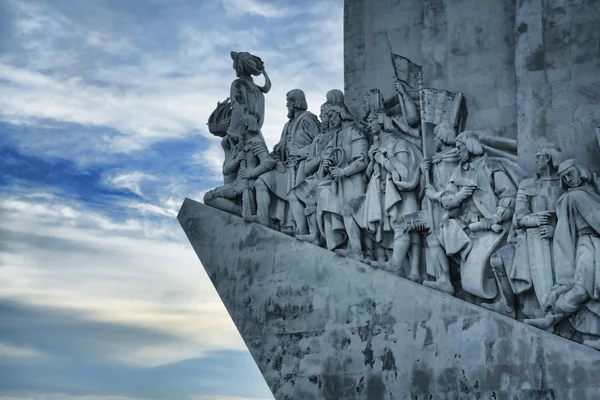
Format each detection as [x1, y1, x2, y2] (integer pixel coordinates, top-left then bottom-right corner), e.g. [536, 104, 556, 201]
[178, 198, 600, 399]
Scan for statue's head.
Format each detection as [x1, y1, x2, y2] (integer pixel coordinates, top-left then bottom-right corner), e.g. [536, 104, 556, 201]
[320, 103, 334, 132]
[240, 114, 260, 135]
[286, 89, 308, 118]
[362, 89, 384, 118]
[231, 51, 265, 77]
[367, 110, 394, 136]
[433, 122, 456, 150]
[327, 103, 354, 130]
[535, 143, 563, 174]
[455, 130, 484, 163]
[326, 89, 345, 105]
[558, 159, 592, 189]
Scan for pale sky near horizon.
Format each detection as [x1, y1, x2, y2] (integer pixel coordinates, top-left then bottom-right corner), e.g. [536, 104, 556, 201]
[0, 0, 343, 399]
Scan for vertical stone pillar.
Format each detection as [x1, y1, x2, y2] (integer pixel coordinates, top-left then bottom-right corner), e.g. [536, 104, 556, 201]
[422, 0, 518, 138]
[344, 0, 423, 120]
[515, 0, 600, 172]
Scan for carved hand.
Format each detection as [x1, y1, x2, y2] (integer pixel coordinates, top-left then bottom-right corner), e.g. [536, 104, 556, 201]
[394, 79, 407, 95]
[374, 151, 386, 164]
[420, 158, 431, 174]
[368, 145, 379, 158]
[330, 166, 345, 179]
[424, 183, 439, 201]
[235, 151, 246, 161]
[275, 161, 286, 173]
[373, 167, 381, 180]
[539, 225, 554, 239]
[480, 218, 496, 231]
[536, 212, 553, 227]
[237, 168, 248, 180]
[458, 185, 476, 200]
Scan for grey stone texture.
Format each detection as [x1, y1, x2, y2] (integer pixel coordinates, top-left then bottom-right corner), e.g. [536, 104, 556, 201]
[178, 199, 600, 399]
[344, 0, 600, 172]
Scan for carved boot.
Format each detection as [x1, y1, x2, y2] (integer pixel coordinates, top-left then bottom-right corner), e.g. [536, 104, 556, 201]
[524, 313, 565, 331]
[481, 301, 516, 318]
[423, 280, 455, 295]
[481, 254, 516, 318]
[407, 236, 422, 283]
[243, 214, 272, 229]
[296, 210, 319, 245]
[340, 217, 365, 262]
[335, 248, 365, 262]
[371, 260, 405, 277]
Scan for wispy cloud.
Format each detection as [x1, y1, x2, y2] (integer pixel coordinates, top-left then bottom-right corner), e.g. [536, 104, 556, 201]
[220, 0, 303, 18]
[0, 0, 343, 398]
[1, 193, 248, 365]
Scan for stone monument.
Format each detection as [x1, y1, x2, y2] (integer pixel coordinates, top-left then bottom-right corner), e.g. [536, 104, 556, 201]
[181, 1, 600, 398]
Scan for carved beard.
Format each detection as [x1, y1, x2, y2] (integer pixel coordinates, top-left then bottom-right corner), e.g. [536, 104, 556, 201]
[287, 107, 294, 119]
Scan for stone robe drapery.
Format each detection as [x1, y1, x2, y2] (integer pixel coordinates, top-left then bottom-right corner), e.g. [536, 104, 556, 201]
[257, 110, 320, 224]
[355, 133, 422, 247]
[228, 77, 266, 137]
[438, 155, 517, 259]
[317, 122, 369, 250]
[289, 131, 336, 210]
[552, 185, 600, 336]
[503, 176, 563, 317]
[426, 148, 461, 229]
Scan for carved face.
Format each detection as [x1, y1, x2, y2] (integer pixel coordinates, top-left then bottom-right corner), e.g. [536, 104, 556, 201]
[368, 117, 381, 135]
[535, 152, 551, 173]
[320, 109, 329, 131]
[328, 111, 342, 129]
[286, 96, 295, 117]
[362, 95, 370, 115]
[456, 140, 469, 162]
[560, 166, 583, 188]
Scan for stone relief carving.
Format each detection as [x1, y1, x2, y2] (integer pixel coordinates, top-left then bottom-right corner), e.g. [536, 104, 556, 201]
[204, 51, 600, 351]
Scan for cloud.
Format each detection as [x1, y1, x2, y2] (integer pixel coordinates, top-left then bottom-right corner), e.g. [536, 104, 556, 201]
[0, 0, 344, 398]
[0, 193, 250, 367]
[0, 0, 343, 184]
[0, 342, 45, 360]
[103, 171, 158, 197]
[220, 0, 303, 18]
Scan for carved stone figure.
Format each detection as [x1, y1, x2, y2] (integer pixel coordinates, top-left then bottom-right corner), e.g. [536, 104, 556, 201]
[525, 160, 600, 350]
[227, 51, 271, 138]
[482, 144, 564, 318]
[389, 80, 420, 144]
[247, 89, 320, 232]
[355, 111, 423, 280]
[436, 131, 518, 300]
[203, 115, 275, 216]
[361, 89, 385, 130]
[290, 102, 337, 244]
[416, 122, 461, 294]
[316, 103, 369, 260]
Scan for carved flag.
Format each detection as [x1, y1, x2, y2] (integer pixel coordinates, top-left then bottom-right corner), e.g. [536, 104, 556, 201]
[419, 88, 464, 127]
[390, 53, 422, 89]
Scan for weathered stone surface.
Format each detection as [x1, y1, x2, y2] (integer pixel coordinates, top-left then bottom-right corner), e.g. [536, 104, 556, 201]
[515, 0, 600, 172]
[345, 0, 518, 138]
[178, 199, 600, 399]
[344, 0, 600, 169]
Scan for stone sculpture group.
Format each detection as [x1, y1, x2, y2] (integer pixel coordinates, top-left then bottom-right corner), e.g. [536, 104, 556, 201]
[204, 51, 600, 352]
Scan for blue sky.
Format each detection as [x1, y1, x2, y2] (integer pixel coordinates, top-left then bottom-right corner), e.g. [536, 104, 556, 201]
[0, 0, 343, 399]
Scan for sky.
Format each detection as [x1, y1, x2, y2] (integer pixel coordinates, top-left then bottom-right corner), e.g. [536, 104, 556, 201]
[0, 0, 343, 399]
